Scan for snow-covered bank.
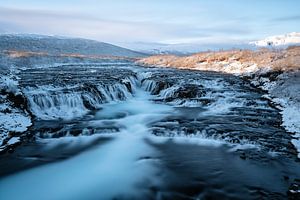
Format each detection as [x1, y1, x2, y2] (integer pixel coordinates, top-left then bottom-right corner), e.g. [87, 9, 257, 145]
[138, 47, 300, 158]
[0, 75, 31, 151]
[251, 71, 300, 158]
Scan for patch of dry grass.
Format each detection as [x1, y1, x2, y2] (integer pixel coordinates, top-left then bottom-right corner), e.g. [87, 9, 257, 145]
[4, 50, 48, 58]
[3, 50, 137, 61]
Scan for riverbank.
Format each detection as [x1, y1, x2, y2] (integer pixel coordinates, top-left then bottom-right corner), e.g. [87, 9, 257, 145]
[138, 47, 300, 158]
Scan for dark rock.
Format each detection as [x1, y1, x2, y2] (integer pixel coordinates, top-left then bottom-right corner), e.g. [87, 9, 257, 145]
[70, 129, 83, 136]
[122, 80, 132, 93]
[287, 181, 300, 200]
[199, 98, 212, 105]
[8, 148, 14, 154]
[7, 93, 27, 109]
[240, 153, 246, 160]
[151, 81, 172, 95]
[175, 84, 206, 99]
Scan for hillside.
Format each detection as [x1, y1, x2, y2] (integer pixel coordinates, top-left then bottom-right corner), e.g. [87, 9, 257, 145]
[0, 34, 146, 58]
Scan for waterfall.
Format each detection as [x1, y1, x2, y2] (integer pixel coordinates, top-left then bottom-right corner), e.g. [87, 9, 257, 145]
[23, 76, 139, 120]
[141, 79, 157, 92]
[27, 92, 89, 120]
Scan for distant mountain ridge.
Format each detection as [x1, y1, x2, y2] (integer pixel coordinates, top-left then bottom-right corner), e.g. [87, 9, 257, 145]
[250, 32, 300, 47]
[0, 34, 146, 58]
[122, 41, 253, 55]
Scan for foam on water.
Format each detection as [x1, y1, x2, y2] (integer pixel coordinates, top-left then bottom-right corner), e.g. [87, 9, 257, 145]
[149, 130, 261, 152]
[201, 91, 246, 115]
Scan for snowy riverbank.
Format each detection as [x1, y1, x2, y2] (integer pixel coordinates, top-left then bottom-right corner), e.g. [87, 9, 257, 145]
[0, 74, 31, 151]
[251, 71, 300, 158]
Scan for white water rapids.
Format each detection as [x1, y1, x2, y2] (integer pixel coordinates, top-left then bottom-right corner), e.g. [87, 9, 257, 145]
[0, 85, 173, 200]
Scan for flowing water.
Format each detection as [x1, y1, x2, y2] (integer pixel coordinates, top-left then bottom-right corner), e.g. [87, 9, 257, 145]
[0, 60, 299, 200]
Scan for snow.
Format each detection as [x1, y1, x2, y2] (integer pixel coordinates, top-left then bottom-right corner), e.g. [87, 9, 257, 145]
[292, 137, 300, 159]
[0, 74, 32, 148]
[250, 32, 300, 47]
[0, 110, 31, 148]
[7, 137, 20, 145]
[195, 61, 262, 76]
[278, 103, 300, 158]
[280, 104, 300, 134]
[0, 113, 31, 133]
[0, 75, 21, 95]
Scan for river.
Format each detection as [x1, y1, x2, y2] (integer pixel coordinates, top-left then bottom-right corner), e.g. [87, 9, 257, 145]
[0, 60, 299, 199]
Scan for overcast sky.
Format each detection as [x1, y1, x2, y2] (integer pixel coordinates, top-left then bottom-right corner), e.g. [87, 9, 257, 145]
[0, 0, 300, 45]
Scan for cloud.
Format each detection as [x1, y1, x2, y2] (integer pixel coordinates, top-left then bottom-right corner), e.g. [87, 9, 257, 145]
[0, 6, 252, 45]
[0, 7, 168, 42]
[272, 15, 300, 22]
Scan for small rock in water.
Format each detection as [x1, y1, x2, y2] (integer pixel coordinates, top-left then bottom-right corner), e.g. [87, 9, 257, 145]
[8, 148, 14, 153]
[240, 152, 246, 160]
[287, 180, 300, 199]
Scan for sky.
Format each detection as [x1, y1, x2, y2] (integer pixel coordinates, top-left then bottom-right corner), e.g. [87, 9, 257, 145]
[0, 0, 300, 46]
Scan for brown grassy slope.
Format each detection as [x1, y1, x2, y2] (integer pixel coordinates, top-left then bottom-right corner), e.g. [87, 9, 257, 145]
[138, 47, 300, 73]
[4, 50, 49, 58]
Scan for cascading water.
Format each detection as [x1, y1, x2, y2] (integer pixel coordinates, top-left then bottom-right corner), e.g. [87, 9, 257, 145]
[0, 61, 300, 200]
[22, 74, 139, 120]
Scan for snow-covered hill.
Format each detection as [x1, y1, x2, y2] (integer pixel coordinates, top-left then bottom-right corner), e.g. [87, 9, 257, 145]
[0, 34, 146, 58]
[250, 32, 300, 47]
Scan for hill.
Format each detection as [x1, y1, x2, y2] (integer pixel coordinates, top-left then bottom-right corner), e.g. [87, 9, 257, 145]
[0, 34, 146, 58]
